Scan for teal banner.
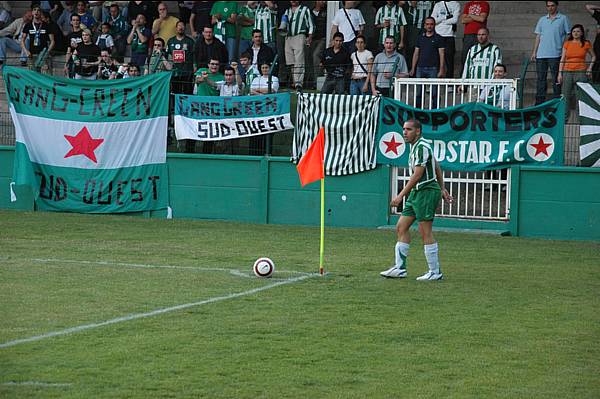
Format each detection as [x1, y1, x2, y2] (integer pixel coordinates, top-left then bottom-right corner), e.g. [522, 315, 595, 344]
[377, 97, 565, 171]
[6, 67, 171, 214]
[2, 66, 171, 121]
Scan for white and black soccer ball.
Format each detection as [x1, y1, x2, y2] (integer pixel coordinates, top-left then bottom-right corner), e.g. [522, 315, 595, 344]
[253, 257, 275, 278]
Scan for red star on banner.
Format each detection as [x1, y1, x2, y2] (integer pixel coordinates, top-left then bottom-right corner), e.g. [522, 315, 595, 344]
[383, 135, 403, 155]
[530, 136, 552, 157]
[64, 126, 104, 163]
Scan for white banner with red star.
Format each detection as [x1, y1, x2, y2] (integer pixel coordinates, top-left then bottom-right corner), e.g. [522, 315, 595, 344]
[377, 97, 565, 171]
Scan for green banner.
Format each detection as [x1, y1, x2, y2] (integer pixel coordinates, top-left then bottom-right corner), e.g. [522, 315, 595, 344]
[6, 67, 171, 214]
[2, 66, 171, 121]
[377, 97, 565, 171]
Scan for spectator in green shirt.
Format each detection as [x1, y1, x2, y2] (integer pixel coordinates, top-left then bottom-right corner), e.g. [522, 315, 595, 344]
[194, 57, 225, 96]
[211, 1, 238, 62]
[238, 1, 257, 58]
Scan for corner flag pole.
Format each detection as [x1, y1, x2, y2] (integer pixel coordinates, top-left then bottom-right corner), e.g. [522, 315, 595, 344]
[319, 176, 325, 275]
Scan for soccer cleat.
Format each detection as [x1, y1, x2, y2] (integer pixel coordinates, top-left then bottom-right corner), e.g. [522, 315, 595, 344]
[416, 271, 443, 281]
[380, 266, 407, 278]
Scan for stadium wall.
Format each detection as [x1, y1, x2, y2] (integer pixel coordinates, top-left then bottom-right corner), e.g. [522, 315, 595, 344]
[1, 147, 599, 240]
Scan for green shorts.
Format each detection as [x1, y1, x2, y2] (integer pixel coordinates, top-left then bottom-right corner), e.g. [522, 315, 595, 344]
[401, 188, 441, 221]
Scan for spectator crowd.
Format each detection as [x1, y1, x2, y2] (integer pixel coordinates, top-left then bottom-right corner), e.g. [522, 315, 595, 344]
[0, 1, 597, 146]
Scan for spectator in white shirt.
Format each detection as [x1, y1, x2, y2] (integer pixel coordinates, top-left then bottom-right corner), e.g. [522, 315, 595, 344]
[431, 1, 460, 78]
[330, 0, 365, 53]
[350, 34, 373, 95]
[251, 62, 279, 94]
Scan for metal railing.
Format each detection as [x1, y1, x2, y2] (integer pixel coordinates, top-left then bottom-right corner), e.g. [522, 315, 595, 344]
[391, 77, 518, 221]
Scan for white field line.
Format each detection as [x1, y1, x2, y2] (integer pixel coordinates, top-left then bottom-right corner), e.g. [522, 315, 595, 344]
[0, 273, 316, 349]
[25, 258, 310, 277]
[2, 381, 72, 387]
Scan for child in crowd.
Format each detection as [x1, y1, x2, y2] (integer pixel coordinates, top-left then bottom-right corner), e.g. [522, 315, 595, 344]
[95, 22, 114, 52]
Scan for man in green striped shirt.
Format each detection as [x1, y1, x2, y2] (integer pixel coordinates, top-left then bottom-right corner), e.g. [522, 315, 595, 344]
[381, 119, 452, 281]
[283, 1, 314, 90]
[375, 1, 407, 52]
[254, 1, 277, 51]
[461, 27, 502, 80]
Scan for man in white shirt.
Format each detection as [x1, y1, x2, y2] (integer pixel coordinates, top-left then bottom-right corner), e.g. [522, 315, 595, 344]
[330, 1, 365, 53]
[431, 1, 460, 78]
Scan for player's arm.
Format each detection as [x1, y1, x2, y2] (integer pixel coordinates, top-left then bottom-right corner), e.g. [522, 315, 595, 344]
[435, 162, 453, 203]
[390, 166, 424, 207]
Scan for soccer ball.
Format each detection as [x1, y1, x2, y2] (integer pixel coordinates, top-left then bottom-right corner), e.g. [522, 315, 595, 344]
[253, 257, 275, 278]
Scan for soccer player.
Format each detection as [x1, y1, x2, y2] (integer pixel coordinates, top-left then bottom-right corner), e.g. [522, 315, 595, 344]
[380, 119, 453, 281]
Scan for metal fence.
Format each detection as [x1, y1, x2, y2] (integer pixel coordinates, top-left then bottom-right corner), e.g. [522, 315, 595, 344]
[391, 78, 518, 221]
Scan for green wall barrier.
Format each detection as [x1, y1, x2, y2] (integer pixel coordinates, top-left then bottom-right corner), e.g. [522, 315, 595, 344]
[1, 147, 598, 240]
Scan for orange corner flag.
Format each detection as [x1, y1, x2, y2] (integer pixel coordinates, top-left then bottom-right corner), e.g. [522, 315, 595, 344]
[297, 127, 325, 187]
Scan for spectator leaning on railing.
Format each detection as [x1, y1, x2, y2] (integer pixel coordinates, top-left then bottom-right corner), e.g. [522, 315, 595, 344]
[557, 24, 596, 120]
[372, 35, 409, 97]
[0, 9, 31, 66]
[320, 31, 351, 95]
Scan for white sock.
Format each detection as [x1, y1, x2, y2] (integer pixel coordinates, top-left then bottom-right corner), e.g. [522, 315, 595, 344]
[424, 243, 440, 274]
[395, 242, 410, 269]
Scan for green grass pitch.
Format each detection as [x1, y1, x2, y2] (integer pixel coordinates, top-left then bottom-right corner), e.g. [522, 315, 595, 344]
[0, 210, 598, 398]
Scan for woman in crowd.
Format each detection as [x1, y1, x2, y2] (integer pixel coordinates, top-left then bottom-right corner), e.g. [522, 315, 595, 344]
[73, 29, 100, 80]
[250, 62, 279, 94]
[557, 24, 596, 119]
[350, 34, 373, 95]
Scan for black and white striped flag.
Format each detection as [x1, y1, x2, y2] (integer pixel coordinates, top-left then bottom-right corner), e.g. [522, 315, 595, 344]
[293, 93, 380, 176]
[577, 83, 600, 167]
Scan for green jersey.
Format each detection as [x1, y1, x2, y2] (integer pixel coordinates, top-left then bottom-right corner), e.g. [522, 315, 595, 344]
[166, 35, 195, 76]
[211, 1, 238, 41]
[409, 137, 438, 191]
[254, 4, 276, 44]
[461, 43, 502, 80]
[194, 68, 225, 96]
[239, 5, 256, 41]
[284, 5, 314, 37]
[404, 1, 435, 29]
[375, 4, 407, 44]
